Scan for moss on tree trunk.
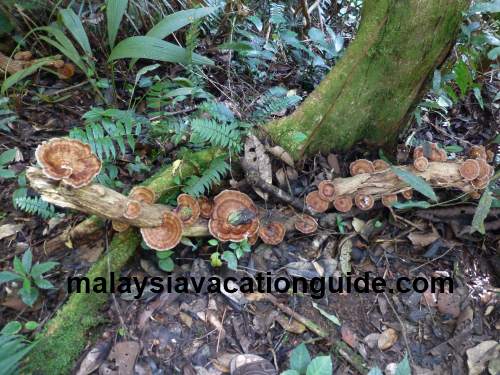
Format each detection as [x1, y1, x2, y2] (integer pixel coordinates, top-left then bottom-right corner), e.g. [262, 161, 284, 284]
[266, 0, 469, 160]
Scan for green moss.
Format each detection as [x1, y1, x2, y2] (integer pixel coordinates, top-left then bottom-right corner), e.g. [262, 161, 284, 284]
[267, 0, 469, 160]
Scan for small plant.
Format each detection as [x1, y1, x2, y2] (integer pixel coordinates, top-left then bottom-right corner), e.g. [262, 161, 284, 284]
[182, 155, 230, 197]
[156, 250, 175, 272]
[0, 148, 18, 179]
[281, 343, 332, 375]
[207, 239, 252, 270]
[0, 328, 34, 375]
[0, 249, 58, 307]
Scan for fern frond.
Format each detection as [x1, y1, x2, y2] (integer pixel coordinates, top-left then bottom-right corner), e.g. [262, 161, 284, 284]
[182, 156, 229, 197]
[0, 334, 34, 375]
[0, 97, 16, 133]
[197, 101, 235, 123]
[14, 196, 56, 220]
[190, 118, 242, 152]
[252, 87, 301, 121]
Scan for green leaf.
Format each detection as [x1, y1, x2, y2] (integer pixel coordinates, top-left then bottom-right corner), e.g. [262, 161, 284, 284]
[21, 249, 32, 274]
[471, 190, 493, 234]
[24, 321, 39, 331]
[1, 58, 54, 94]
[13, 257, 25, 275]
[109, 36, 213, 65]
[0, 271, 22, 284]
[367, 368, 383, 375]
[221, 251, 238, 270]
[208, 239, 219, 246]
[106, 0, 128, 49]
[60, 8, 92, 56]
[290, 343, 311, 373]
[312, 302, 341, 326]
[210, 252, 222, 267]
[487, 46, 500, 60]
[0, 168, 16, 179]
[444, 145, 463, 153]
[305, 356, 332, 375]
[1, 321, 22, 335]
[393, 201, 431, 209]
[281, 371, 301, 375]
[395, 354, 411, 375]
[146, 7, 217, 40]
[30, 261, 58, 278]
[19, 286, 39, 307]
[218, 41, 254, 51]
[390, 167, 438, 202]
[156, 250, 173, 259]
[158, 257, 174, 272]
[0, 149, 16, 165]
[33, 277, 55, 289]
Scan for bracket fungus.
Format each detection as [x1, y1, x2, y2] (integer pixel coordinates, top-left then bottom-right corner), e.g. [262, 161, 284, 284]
[258, 222, 286, 245]
[354, 193, 374, 211]
[459, 159, 480, 181]
[294, 214, 318, 234]
[112, 186, 156, 232]
[208, 190, 259, 242]
[140, 212, 183, 251]
[35, 138, 101, 188]
[469, 145, 487, 160]
[197, 196, 214, 219]
[381, 194, 398, 207]
[413, 156, 429, 172]
[123, 200, 142, 220]
[318, 180, 336, 202]
[402, 189, 413, 200]
[373, 159, 390, 172]
[305, 191, 329, 213]
[333, 195, 353, 213]
[111, 221, 130, 233]
[349, 159, 374, 176]
[175, 194, 200, 226]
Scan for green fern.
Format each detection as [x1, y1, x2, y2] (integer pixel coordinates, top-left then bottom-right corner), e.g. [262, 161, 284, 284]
[252, 86, 301, 121]
[0, 333, 34, 375]
[14, 196, 56, 220]
[0, 97, 16, 133]
[190, 118, 242, 152]
[182, 155, 229, 197]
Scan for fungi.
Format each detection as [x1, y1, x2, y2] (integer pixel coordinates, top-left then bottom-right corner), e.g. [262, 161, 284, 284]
[469, 145, 487, 160]
[471, 176, 490, 190]
[413, 156, 429, 172]
[373, 159, 390, 171]
[123, 200, 141, 219]
[459, 159, 480, 181]
[140, 212, 183, 251]
[354, 193, 374, 211]
[258, 222, 286, 245]
[333, 196, 353, 213]
[318, 180, 336, 202]
[130, 186, 156, 204]
[197, 196, 214, 219]
[349, 159, 374, 176]
[175, 194, 200, 226]
[294, 214, 318, 234]
[413, 146, 424, 159]
[112, 221, 130, 233]
[208, 190, 259, 242]
[476, 158, 491, 180]
[35, 138, 101, 188]
[401, 189, 413, 200]
[381, 194, 398, 207]
[305, 191, 329, 213]
[14, 51, 32, 61]
[57, 63, 75, 79]
[248, 232, 258, 245]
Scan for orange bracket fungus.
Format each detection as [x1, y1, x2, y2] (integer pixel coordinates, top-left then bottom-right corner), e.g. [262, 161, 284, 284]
[35, 138, 101, 188]
[333, 195, 353, 213]
[112, 186, 155, 232]
[381, 194, 398, 207]
[197, 196, 214, 219]
[349, 159, 374, 176]
[305, 191, 330, 213]
[175, 194, 200, 226]
[294, 214, 318, 234]
[469, 145, 487, 160]
[208, 190, 259, 242]
[123, 200, 142, 220]
[318, 180, 336, 202]
[413, 156, 429, 172]
[459, 159, 480, 181]
[140, 212, 183, 251]
[373, 159, 390, 172]
[402, 189, 413, 200]
[258, 222, 286, 245]
[354, 193, 374, 211]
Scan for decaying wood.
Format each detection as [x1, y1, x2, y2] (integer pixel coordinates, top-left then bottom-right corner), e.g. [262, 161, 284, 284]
[27, 167, 209, 237]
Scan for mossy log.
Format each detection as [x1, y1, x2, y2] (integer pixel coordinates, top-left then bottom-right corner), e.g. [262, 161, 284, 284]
[26, 148, 222, 374]
[266, 0, 469, 160]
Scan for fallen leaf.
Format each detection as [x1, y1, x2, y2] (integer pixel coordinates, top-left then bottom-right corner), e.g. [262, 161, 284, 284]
[339, 238, 352, 275]
[244, 135, 272, 200]
[341, 325, 358, 348]
[352, 218, 366, 233]
[76, 341, 111, 375]
[107, 341, 140, 375]
[275, 313, 306, 334]
[378, 328, 398, 350]
[0, 224, 23, 240]
[437, 291, 461, 318]
[266, 145, 294, 167]
[408, 230, 440, 247]
[312, 302, 341, 326]
[363, 333, 381, 349]
[466, 340, 499, 375]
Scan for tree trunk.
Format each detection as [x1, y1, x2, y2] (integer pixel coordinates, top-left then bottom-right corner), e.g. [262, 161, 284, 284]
[266, 0, 469, 160]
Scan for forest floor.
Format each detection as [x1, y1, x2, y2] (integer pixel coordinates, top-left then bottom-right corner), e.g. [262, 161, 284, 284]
[0, 3, 499, 375]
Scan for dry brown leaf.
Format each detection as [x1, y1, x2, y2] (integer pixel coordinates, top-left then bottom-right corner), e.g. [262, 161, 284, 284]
[378, 328, 398, 350]
[75, 341, 111, 375]
[107, 341, 140, 375]
[437, 291, 461, 318]
[266, 145, 294, 167]
[0, 224, 23, 240]
[275, 313, 306, 334]
[408, 229, 440, 247]
[244, 135, 272, 200]
[466, 340, 499, 375]
[341, 325, 358, 348]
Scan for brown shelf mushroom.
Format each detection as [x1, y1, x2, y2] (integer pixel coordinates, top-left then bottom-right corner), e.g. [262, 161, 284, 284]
[35, 138, 101, 188]
[57, 63, 75, 79]
[123, 200, 141, 219]
[381, 194, 398, 207]
[112, 221, 130, 233]
[349, 159, 375, 176]
[175, 194, 200, 226]
[413, 146, 424, 159]
[333, 196, 353, 213]
[294, 214, 318, 234]
[318, 180, 336, 202]
[248, 232, 258, 245]
[140, 212, 183, 251]
[476, 158, 491, 180]
[258, 222, 286, 245]
[471, 176, 490, 190]
[413, 156, 429, 172]
[401, 189, 413, 200]
[373, 159, 390, 172]
[469, 145, 487, 160]
[354, 193, 374, 211]
[197, 196, 214, 219]
[130, 186, 156, 204]
[459, 159, 480, 181]
[305, 191, 329, 213]
[209, 190, 259, 242]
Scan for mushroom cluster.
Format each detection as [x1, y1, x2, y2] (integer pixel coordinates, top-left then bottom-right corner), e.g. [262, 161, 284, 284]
[35, 138, 102, 188]
[112, 186, 157, 233]
[459, 146, 495, 192]
[412, 143, 447, 172]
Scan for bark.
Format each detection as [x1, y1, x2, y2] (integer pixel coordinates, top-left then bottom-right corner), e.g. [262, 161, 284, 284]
[266, 0, 469, 160]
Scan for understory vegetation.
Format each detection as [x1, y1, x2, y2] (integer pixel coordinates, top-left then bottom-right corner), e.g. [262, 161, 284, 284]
[0, 0, 498, 374]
